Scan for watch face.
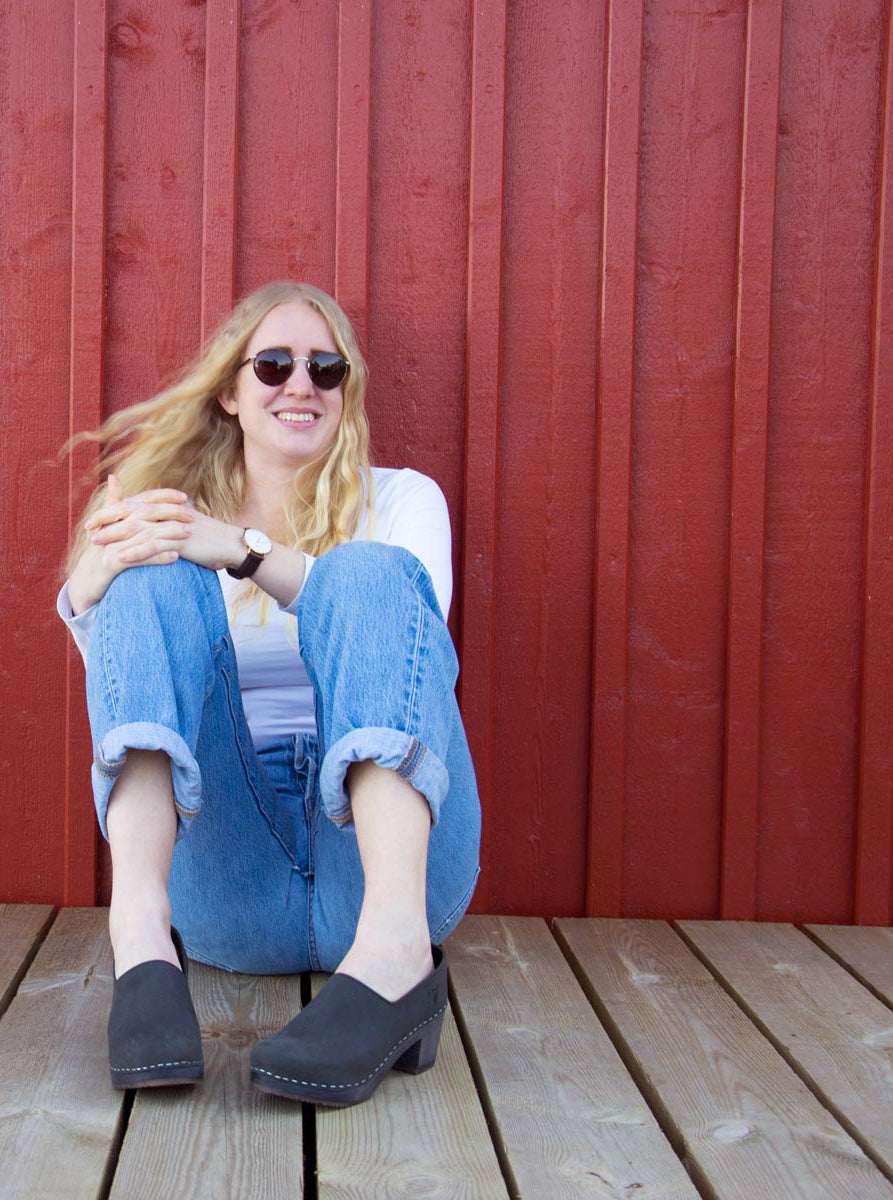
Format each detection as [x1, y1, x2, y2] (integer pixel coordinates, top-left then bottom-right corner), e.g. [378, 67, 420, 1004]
[244, 528, 273, 555]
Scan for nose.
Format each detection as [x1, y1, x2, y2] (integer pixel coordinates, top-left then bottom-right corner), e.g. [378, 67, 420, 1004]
[283, 358, 315, 398]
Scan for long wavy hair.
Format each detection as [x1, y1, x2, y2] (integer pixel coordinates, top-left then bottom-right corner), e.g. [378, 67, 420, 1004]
[59, 281, 375, 625]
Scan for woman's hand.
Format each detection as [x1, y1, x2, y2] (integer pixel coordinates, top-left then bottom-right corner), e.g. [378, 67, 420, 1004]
[86, 474, 243, 573]
[84, 474, 196, 571]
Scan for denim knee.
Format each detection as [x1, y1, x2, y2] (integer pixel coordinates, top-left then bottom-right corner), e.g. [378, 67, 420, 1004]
[296, 541, 458, 830]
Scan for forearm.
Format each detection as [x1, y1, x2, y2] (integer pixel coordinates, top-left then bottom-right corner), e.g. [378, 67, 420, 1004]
[67, 546, 117, 616]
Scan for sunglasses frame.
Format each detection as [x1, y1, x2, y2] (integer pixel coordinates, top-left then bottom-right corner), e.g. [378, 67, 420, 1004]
[237, 347, 351, 391]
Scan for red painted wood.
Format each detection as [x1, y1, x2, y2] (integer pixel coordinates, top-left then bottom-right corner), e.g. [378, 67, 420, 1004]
[623, 1, 746, 919]
[65, 0, 109, 905]
[493, 0, 603, 916]
[719, 0, 783, 920]
[759, 0, 885, 923]
[237, 0, 339, 296]
[0, 2, 74, 904]
[459, 0, 508, 917]
[334, 0, 372, 347]
[201, 0, 240, 341]
[586, 0, 645, 917]
[103, 0, 206, 410]
[3, 0, 892, 925]
[856, 0, 893, 925]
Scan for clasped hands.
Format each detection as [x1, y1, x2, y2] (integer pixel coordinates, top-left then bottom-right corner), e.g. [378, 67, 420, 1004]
[84, 474, 242, 576]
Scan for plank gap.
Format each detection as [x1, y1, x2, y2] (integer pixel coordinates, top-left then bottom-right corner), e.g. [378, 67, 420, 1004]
[799, 925, 893, 1015]
[0, 906, 58, 1021]
[445, 971, 522, 1200]
[96, 1092, 133, 1200]
[548, 920, 714, 1200]
[672, 921, 893, 1191]
[300, 971, 318, 1200]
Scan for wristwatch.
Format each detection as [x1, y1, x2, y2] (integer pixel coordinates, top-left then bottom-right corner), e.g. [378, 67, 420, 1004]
[227, 527, 273, 579]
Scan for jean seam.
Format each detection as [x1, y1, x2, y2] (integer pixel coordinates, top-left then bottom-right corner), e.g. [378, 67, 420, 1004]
[430, 865, 481, 943]
[221, 665, 297, 867]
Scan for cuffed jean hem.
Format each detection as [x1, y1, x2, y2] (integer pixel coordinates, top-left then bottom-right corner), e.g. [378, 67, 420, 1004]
[91, 721, 202, 844]
[319, 726, 449, 831]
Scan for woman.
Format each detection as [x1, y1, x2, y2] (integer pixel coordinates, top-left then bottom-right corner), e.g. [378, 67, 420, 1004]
[57, 280, 482, 1107]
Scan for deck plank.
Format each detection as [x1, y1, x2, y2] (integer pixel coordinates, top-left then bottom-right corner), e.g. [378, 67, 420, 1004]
[678, 919, 893, 1187]
[0, 907, 121, 1200]
[0, 904, 54, 1016]
[555, 918, 893, 1200]
[804, 924, 893, 1005]
[447, 915, 698, 1198]
[311, 960, 508, 1198]
[110, 963, 304, 1200]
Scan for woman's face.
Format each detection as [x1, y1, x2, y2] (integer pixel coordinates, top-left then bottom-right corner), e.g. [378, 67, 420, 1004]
[220, 300, 346, 475]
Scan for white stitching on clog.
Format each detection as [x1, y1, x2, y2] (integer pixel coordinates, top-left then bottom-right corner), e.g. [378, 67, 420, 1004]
[252, 1003, 446, 1090]
[110, 1058, 203, 1072]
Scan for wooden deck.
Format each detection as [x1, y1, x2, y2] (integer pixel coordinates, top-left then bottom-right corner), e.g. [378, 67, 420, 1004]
[2, 908, 893, 1198]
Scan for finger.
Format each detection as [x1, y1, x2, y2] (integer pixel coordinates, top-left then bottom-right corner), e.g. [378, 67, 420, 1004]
[107, 474, 124, 503]
[133, 488, 190, 504]
[120, 550, 180, 567]
[86, 499, 193, 532]
[93, 518, 193, 547]
[114, 534, 189, 564]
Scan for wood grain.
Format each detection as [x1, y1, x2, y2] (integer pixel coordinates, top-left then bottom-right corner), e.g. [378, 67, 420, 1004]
[111, 962, 304, 1200]
[0, 908, 121, 1198]
[448, 915, 697, 1198]
[804, 924, 893, 1004]
[555, 917, 892, 1199]
[0, 905, 55, 1017]
[311, 964, 507, 1198]
[679, 919, 893, 1182]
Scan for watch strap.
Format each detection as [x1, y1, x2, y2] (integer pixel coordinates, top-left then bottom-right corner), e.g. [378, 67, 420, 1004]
[226, 550, 264, 580]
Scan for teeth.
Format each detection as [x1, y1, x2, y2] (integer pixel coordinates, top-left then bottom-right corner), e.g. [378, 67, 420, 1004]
[276, 412, 316, 423]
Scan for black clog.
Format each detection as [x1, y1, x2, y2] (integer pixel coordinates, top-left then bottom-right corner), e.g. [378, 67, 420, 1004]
[108, 925, 204, 1089]
[250, 943, 448, 1106]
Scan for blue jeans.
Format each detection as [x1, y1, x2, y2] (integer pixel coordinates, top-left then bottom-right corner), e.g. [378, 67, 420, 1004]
[85, 542, 482, 974]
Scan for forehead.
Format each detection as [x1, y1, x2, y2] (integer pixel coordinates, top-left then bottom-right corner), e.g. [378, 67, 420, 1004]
[249, 300, 336, 351]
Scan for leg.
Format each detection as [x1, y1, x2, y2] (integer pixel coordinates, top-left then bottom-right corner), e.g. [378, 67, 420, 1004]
[249, 543, 481, 1105]
[297, 542, 482, 990]
[86, 559, 314, 978]
[335, 760, 434, 1000]
[107, 749, 178, 978]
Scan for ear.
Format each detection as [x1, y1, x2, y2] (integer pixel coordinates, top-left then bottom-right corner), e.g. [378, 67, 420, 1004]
[218, 386, 238, 416]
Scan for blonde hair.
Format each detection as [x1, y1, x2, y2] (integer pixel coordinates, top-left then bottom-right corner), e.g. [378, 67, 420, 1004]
[59, 281, 375, 626]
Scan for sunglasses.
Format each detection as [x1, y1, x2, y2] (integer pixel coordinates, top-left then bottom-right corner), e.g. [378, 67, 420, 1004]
[237, 347, 350, 391]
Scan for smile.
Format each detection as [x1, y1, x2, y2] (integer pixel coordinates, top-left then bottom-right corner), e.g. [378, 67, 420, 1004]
[275, 412, 318, 424]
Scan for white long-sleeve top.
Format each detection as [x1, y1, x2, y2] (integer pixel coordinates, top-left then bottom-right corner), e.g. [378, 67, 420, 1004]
[56, 467, 452, 747]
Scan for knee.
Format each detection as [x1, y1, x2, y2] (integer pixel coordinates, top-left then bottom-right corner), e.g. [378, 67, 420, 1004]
[300, 541, 431, 618]
[102, 560, 227, 636]
[104, 557, 210, 600]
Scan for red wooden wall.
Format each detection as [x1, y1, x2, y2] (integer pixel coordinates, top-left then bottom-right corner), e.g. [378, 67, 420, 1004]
[2, 0, 892, 925]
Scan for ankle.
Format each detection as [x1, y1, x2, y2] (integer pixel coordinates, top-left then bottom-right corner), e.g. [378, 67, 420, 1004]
[109, 901, 172, 946]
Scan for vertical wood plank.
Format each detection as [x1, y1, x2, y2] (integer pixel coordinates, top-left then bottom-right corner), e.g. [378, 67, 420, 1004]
[856, 0, 893, 925]
[335, 0, 373, 344]
[720, 0, 783, 918]
[200, 0, 240, 342]
[459, 0, 507, 916]
[66, 0, 108, 905]
[587, 0, 645, 915]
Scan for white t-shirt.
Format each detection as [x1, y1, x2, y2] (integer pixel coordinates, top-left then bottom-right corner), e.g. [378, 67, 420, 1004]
[57, 467, 452, 747]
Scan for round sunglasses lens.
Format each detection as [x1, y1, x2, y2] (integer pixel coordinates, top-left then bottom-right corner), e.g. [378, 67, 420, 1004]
[308, 353, 348, 390]
[253, 349, 293, 386]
